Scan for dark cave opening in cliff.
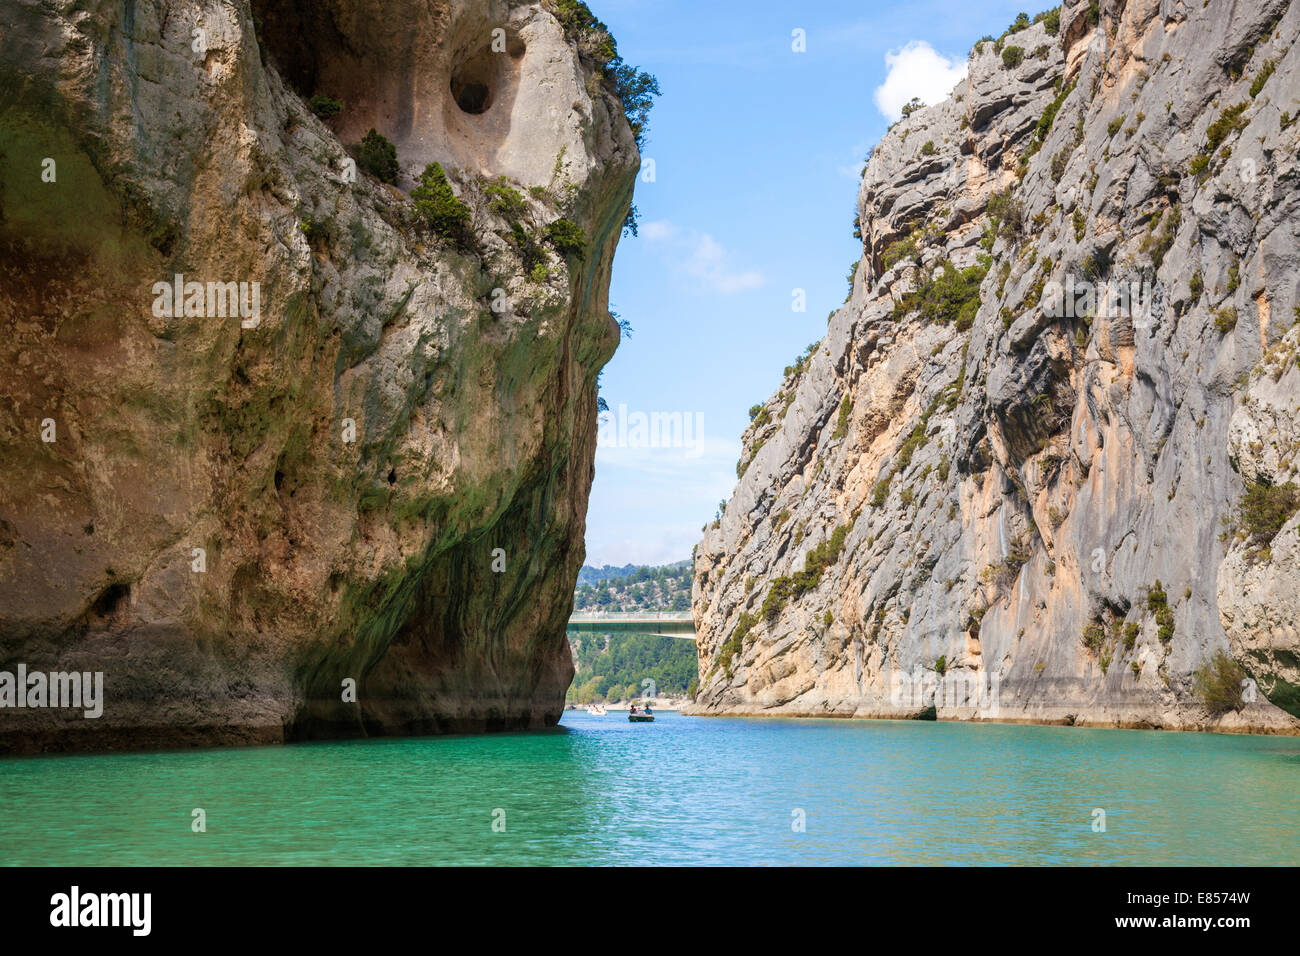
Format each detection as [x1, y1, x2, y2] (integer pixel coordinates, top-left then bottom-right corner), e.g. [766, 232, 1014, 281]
[450, 51, 498, 115]
[89, 582, 130, 622]
[449, 36, 526, 116]
[250, 0, 346, 99]
[452, 79, 492, 114]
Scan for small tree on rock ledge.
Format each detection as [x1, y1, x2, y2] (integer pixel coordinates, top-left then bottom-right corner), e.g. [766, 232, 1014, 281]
[411, 163, 473, 249]
[356, 128, 399, 184]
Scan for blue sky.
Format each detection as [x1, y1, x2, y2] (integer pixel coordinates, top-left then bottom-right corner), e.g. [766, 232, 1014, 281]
[585, 0, 1034, 566]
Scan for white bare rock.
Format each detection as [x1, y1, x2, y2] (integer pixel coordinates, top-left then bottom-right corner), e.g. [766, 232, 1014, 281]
[691, 0, 1300, 734]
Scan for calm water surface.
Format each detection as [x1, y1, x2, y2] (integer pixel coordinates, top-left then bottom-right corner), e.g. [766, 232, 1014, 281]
[1, 713, 1296, 865]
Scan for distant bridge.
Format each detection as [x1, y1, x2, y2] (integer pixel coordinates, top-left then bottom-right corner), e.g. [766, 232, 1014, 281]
[566, 612, 697, 639]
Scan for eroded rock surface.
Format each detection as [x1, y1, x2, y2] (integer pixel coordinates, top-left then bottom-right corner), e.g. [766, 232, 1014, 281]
[692, 0, 1300, 733]
[0, 0, 639, 752]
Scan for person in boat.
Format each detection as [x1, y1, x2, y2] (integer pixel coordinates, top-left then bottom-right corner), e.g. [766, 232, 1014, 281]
[644, 702, 653, 716]
[629, 702, 639, 715]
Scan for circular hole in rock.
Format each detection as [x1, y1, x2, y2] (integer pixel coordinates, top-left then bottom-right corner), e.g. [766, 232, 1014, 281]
[452, 78, 492, 114]
[449, 39, 523, 115]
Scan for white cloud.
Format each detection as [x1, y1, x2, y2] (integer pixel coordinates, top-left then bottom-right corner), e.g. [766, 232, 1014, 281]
[641, 220, 676, 241]
[837, 139, 873, 179]
[873, 41, 967, 122]
[583, 531, 697, 568]
[640, 220, 767, 295]
[586, 431, 740, 566]
[684, 234, 766, 294]
[595, 434, 740, 473]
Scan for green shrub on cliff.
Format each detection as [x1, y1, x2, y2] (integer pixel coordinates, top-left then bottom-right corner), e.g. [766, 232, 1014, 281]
[1146, 582, 1175, 643]
[987, 190, 1023, 241]
[1227, 480, 1300, 559]
[832, 394, 852, 440]
[717, 611, 758, 676]
[484, 179, 529, 220]
[982, 538, 1031, 592]
[882, 236, 919, 271]
[760, 577, 795, 621]
[1193, 651, 1248, 715]
[1123, 622, 1140, 649]
[1002, 45, 1025, 69]
[356, 128, 399, 184]
[759, 522, 855, 622]
[1192, 103, 1250, 179]
[1214, 307, 1238, 334]
[411, 163, 472, 246]
[309, 94, 342, 119]
[784, 342, 819, 380]
[891, 258, 989, 328]
[871, 476, 891, 507]
[1081, 622, 1105, 651]
[1035, 80, 1076, 143]
[1139, 205, 1180, 269]
[736, 436, 767, 478]
[545, 218, 587, 260]
[1249, 59, 1275, 99]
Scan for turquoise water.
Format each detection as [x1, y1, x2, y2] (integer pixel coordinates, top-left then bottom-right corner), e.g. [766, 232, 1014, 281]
[1, 713, 1296, 865]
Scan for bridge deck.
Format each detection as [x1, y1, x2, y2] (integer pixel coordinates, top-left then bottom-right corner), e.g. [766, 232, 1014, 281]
[566, 614, 696, 637]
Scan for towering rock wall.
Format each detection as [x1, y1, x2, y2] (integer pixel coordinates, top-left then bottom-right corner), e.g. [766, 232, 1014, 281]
[692, 0, 1300, 733]
[0, 0, 639, 752]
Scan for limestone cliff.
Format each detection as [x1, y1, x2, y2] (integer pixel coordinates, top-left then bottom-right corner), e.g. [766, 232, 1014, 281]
[692, 0, 1300, 733]
[0, 0, 640, 752]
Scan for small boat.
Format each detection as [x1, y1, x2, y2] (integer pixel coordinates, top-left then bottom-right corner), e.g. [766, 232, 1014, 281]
[627, 709, 654, 723]
[586, 705, 606, 716]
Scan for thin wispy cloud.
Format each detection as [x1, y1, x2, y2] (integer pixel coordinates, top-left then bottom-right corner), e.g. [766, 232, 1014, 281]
[641, 220, 676, 241]
[595, 434, 740, 474]
[873, 40, 967, 121]
[587, 432, 739, 566]
[836, 139, 873, 179]
[642, 221, 767, 295]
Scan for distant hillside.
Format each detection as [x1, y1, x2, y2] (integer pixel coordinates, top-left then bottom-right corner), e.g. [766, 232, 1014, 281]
[576, 563, 643, 586]
[566, 634, 697, 703]
[573, 560, 691, 612]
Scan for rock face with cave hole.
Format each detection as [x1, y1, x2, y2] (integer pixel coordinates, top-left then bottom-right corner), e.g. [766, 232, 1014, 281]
[252, 0, 597, 188]
[0, 0, 640, 753]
